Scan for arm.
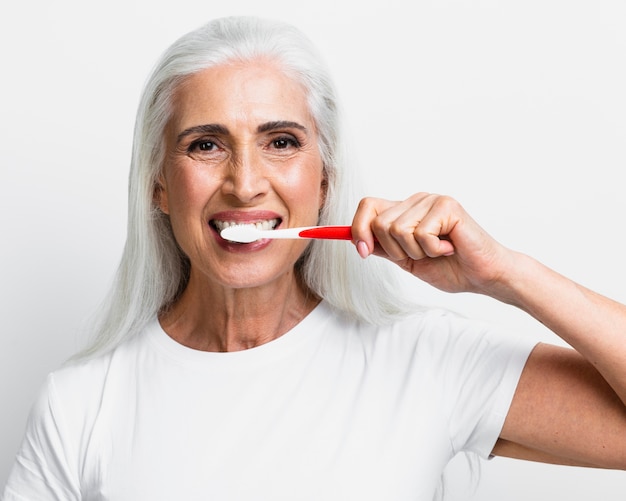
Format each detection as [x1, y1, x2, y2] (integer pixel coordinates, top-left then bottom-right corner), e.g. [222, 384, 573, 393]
[491, 255, 626, 468]
[3, 374, 82, 500]
[351, 192, 626, 469]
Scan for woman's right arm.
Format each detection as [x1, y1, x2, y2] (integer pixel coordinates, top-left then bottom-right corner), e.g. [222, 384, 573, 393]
[2, 374, 81, 501]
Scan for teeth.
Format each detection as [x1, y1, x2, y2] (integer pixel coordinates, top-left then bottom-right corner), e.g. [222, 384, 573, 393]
[213, 218, 279, 232]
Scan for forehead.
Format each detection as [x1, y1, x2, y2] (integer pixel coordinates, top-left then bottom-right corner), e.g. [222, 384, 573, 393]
[169, 60, 313, 131]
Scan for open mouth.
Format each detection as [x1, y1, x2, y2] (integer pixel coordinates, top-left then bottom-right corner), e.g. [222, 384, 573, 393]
[210, 218, 281, 242]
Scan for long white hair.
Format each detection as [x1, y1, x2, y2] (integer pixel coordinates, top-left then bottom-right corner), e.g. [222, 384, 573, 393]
[77, 16, 415, 359]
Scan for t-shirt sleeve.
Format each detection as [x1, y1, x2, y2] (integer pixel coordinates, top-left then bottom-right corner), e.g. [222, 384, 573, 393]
[428, 310, 538, 459]
[2, 373, 81, 501]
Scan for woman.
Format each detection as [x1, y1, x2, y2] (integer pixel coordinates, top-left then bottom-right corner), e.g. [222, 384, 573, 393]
[3, 16, 626, 500]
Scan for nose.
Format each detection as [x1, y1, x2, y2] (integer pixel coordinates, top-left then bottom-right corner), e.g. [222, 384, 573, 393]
[221, 149, 270, 203]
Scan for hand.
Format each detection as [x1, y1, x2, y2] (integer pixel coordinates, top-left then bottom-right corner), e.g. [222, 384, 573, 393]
[351, 192, 512, 295]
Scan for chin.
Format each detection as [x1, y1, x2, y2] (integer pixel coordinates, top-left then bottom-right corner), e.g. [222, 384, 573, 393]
[216, 263, 297, 291]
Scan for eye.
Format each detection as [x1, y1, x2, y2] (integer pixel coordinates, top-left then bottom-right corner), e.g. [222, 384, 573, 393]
[184, 137, 228, 162]
[271, 136, 300, 150]
[189, 140, 218, 152]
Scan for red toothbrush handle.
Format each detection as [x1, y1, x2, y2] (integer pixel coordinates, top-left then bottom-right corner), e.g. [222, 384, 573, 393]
[298, 226, 353, 240]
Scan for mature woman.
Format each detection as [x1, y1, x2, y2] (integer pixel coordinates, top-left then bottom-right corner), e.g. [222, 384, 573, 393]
[3, 16, 626, 501]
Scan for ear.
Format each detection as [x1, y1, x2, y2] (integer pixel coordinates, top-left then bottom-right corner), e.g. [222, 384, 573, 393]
[318, 168, 328, 211]
[153, 175, 169, 214]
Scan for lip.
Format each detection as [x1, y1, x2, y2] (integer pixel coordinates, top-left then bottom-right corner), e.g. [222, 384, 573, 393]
[209, 210, 283, 251]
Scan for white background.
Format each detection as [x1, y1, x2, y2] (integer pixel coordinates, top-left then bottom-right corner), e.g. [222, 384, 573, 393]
[1, 0, 625, 498]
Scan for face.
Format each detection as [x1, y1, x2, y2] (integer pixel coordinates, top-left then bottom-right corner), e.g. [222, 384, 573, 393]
[157, 60, 326, 291]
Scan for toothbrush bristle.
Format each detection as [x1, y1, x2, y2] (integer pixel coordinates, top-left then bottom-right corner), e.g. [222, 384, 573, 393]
[220, 224, 259, 243]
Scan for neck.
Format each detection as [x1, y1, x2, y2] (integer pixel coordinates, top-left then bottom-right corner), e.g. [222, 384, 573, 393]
[159, 268, 319, 352]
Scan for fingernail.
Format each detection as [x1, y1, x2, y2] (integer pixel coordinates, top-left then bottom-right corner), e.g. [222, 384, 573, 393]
[357, 240, 369, 259]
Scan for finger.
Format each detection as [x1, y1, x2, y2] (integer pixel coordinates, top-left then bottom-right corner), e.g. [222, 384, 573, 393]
[369, 193, 435, 261]
[351, 196, 398, 257]
[352, 193, 455, 261]
[411, 195, 464, 257]
[413, 223, 456, 257]
[416, 196, 483, 257]
[371, 217, 427, 261]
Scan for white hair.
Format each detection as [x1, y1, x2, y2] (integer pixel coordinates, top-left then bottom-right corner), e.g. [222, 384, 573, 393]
[76, 16, 417, 359]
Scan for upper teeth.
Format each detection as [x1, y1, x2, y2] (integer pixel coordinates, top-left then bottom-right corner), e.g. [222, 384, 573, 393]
[213, 219, 279, 232]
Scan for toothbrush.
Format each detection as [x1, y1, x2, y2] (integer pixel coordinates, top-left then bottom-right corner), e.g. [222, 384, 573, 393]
[220, 225, 353, 243]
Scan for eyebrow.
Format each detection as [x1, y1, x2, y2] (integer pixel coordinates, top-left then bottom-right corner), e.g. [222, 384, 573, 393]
[176, 120, 308, 143]
[257, 121, 308, 134]
[176, 124, 229, 143]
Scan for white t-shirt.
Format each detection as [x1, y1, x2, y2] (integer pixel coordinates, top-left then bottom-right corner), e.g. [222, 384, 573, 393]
[3, 302, 536, 501]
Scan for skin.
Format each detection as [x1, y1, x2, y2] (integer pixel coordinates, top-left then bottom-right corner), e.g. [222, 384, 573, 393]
[157, 58, 626, 468]
[156, 60, 324, 352]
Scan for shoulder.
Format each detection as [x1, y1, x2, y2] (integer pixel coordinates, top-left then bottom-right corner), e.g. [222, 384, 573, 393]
[41, 324, 155, 428]
[357, 306, 487, 348]
[351, 305, 536, 373]
[320, 304, 478, 362]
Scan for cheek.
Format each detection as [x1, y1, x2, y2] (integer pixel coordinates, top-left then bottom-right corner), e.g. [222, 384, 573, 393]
[162, 178, 211, 252]
[163, 166, 214, 212]
[279, 163, 325, 214]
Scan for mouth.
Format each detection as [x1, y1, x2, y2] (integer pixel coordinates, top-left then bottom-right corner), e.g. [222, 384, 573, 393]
[211, 218, 281, 242]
